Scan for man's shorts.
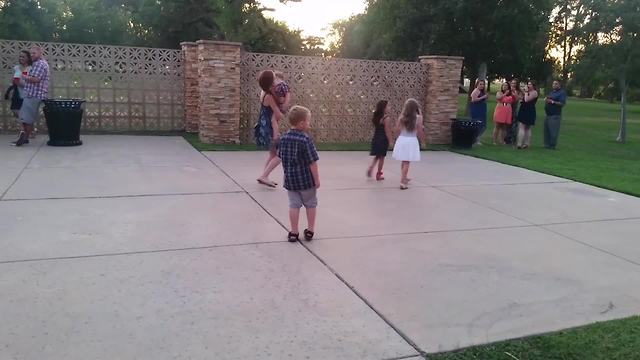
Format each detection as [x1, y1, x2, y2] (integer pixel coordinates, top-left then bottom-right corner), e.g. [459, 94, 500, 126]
[19, 97, 42, 125]
[287, 188, 318, 209]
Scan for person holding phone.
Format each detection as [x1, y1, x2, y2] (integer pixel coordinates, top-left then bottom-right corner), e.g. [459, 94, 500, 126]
[543, 80, 567, 149]
[516, 81, 538, 149]
[470, 79, 488, 145]
[492, 82, 515, 145]
[4, 50, 31, 129]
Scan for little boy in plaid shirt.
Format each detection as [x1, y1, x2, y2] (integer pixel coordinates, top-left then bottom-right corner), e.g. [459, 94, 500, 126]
[278, 106, 320, 242]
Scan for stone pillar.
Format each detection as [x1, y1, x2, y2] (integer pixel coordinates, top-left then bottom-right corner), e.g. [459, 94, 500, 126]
[419, 56, 464, 144]
[196, 40, 242, 144]
[181, 42, 199, 133]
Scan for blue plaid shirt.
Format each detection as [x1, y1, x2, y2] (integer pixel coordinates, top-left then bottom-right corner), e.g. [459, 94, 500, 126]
[278, 129, 319, 191]
[24, 58, 49, 100]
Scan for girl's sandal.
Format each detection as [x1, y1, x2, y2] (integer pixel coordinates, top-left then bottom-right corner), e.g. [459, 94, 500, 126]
[376, 171, 385, 181]
[287, 232, 299, 242]
[400, 183, 409, 190]
[303, 229, 314, 241]
[257, 178, 277, 188]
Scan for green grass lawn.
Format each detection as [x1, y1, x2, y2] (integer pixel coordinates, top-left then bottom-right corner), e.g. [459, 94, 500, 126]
[430, 316, 640, 360]
[454, 96, 640, 197]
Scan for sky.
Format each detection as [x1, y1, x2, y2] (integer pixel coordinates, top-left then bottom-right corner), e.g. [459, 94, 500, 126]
[259, 0, 367, 39]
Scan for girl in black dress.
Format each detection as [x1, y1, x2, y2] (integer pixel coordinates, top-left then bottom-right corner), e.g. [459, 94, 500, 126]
[367, 100, 394, 181]
[516, 81, 539, 149]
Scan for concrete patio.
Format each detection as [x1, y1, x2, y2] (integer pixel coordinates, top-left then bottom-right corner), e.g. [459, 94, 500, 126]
[2, 135, 640, 359]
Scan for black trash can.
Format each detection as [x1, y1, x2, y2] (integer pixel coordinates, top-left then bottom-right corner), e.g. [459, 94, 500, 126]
[451, 118, 482, 149]
[43, 99, 85, 146]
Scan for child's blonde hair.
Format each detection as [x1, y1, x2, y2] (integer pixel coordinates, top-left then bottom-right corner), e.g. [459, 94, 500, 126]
[274, 71, 285, 80]
[288, 105, 311, 126]
[400, 98, 420, 132]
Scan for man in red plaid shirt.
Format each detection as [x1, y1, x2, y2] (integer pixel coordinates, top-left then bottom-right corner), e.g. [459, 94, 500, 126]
[14, 46, 49, 146]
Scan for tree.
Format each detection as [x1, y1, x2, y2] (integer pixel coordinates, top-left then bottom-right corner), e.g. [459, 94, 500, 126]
[128, 0, 224, 48]
[57, 0, 135, 45]
[331, 0, 554, 113]
[301, 36, 325, 56]
[0, 0, 306, 53]
[573, 0, 640, 143]
[549, 0, 598, 83]
[0, 0, 59, 41]
[327, 14, 370, 58]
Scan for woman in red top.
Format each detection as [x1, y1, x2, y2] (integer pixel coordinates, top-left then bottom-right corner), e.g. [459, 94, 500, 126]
[492, 82, 515, 145]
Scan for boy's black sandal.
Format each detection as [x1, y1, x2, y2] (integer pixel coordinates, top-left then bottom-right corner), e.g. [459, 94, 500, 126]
[303, 229, 314, 241]
[287, 232, 299, 242]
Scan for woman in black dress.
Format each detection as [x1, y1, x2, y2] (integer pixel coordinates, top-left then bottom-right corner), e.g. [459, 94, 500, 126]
[516, 81, 538, 149]
[367, 100, 394, 181]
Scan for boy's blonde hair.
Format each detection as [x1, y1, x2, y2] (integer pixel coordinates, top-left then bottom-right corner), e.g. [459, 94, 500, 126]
[288, 105, 311, 126]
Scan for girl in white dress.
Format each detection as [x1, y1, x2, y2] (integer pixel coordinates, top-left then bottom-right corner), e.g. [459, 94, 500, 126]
[392, 98, 425, 189]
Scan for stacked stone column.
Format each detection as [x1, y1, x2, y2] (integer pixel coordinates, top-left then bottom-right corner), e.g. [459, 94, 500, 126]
[180, 42, 199, 133]
[419, 56, 464, 144]
[188, 40, 242, 144]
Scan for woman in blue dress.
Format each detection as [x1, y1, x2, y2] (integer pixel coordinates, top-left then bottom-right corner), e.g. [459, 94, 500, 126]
[470, 79, 488, 145]
[254, 70, 284, 187]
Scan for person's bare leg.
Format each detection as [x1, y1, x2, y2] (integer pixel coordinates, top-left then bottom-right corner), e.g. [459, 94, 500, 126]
[262, 156, 281, 179]
[492, 124, 499, 145]
[401, 161, 409, 183]
[305, 207, 316, 232]
[400, 161, 411, 189]
[23, 123, 33, 139]
[262, 150, 276, 171]
[525, 126, 532, 146]
[517, 124, 525, 148]
[289, 208, 301, 234]
[367, 157, 378, 177]
[263, 152, 274, 169]
[377, 156, 385, 174]
[258, 151, 280, 185]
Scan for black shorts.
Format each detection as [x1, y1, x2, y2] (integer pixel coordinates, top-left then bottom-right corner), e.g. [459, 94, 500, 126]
[10, 96, 23, 111]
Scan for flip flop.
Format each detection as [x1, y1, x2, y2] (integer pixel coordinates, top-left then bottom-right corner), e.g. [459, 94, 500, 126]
[257, 178, 276, 188]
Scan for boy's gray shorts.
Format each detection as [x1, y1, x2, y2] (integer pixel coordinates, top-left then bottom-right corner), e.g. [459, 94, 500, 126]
[287, 188, 318, 209]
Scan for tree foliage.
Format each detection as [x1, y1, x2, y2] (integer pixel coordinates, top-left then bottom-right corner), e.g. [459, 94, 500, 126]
[331, 0, 554, 86]
[572, 0, 640, 142]
[0, 0, 59, 42]
[548, 0, 599, 82]
[0, 0, 306, 53]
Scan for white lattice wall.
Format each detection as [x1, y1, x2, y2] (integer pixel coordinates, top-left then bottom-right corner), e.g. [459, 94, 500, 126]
[240, 52, 428, 143]
[0, 40, 184, 132]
